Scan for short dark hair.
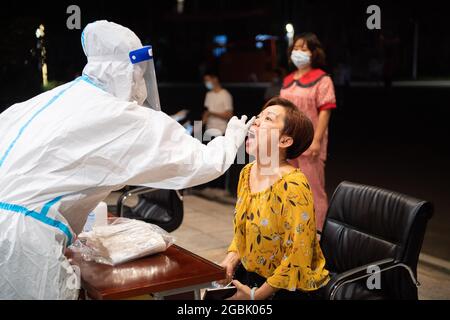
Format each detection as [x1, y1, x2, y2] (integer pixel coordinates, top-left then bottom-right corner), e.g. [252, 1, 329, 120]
[288, 32, 326, 69]
[263, 97, 314, 159]
[203, 70, 219, 79]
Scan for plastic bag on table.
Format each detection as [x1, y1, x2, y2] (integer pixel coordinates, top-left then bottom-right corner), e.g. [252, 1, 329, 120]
[69, 217, 175, 266]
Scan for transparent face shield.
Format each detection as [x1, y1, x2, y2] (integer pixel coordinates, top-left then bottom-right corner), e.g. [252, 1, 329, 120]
[129, 45, 161, 111]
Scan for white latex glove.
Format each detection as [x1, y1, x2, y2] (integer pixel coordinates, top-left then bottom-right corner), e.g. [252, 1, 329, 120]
[225, 115, 256, 148]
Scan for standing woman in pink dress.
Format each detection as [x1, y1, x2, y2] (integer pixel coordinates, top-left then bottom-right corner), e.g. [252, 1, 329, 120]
[280, 33, 336, 231]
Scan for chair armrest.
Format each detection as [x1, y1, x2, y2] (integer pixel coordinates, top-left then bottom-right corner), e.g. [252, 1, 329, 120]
[325, 258, 397, 299]
[116, 187, 158, 217]
[116, 187, 184, 217]
[325, 258, 420, 299]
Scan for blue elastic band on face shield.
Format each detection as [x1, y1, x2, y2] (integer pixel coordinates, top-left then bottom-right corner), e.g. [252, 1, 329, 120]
[129, 46, 153, 64]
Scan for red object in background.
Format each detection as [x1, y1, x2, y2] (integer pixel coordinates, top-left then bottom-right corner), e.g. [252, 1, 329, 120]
[206, 37, 278, 82]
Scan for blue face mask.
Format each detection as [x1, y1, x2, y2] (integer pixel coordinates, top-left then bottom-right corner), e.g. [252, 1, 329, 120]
[205, 81, 214, 90]
[290, 50, 311, 68]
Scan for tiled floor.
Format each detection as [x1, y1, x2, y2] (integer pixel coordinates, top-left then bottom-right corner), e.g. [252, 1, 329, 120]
[106, 192, 450, 300]
[171, 195, 236, 264]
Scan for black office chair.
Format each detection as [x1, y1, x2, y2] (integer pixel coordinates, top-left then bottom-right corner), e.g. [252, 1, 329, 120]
[320, 181, 433, 300]
[116, 187, 184, 233]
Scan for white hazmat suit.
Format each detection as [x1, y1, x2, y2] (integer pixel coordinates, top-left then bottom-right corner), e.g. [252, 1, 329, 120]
[0, 20, 254, 299]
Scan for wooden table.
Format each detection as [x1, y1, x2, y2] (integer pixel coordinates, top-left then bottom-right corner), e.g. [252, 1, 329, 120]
[66, 244, 225, 300]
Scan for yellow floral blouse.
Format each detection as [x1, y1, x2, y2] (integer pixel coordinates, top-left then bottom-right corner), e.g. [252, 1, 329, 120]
[228, 163, 330, 291]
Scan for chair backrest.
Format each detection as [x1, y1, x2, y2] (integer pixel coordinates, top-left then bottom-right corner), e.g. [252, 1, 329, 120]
[321, 181, 433, 299]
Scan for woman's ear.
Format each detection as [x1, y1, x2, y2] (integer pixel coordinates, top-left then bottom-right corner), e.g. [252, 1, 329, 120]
[279, 135, 293, 150]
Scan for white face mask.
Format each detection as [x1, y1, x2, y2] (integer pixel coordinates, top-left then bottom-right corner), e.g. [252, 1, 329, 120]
[290, 50, 311, 68]
[131, 65, 148, 105]
[131, 81, 147, 105]
[205, 81, 214, 90]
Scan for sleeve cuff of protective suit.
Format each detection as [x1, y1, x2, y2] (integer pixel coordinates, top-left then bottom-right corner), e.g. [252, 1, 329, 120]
[224, 132, 244, 152]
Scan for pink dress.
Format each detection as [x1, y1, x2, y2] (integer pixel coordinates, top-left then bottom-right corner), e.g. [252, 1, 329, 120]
[280, 69, 336, 231]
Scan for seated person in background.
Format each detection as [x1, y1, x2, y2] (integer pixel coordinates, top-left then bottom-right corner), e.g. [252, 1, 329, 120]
[202, 71, 234, 140]
[220, 97, 330, 300]
[200, 71, 234, 191]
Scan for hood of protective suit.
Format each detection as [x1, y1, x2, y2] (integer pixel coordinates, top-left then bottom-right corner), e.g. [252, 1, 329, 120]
[81, 20, 148, 104]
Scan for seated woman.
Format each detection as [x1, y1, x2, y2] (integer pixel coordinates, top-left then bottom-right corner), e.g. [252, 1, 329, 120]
[220, 97, 330, 300]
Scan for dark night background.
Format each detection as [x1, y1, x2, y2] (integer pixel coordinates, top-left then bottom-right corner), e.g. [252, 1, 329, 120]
[0, 0, 449, 260]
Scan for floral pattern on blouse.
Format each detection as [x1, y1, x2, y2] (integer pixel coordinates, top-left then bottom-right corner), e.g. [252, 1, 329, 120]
[228, 163, 330, 291]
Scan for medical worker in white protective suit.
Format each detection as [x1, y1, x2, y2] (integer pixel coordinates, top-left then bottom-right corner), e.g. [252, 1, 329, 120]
[0, 20, 255, 299]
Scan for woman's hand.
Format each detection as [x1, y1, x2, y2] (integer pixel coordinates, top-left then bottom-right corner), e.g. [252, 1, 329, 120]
[218, 251, 240, 285]
[306, 109, 331, 159]
[305, 139, 321, 159]
[227, 280, 251, 300]
[228, 280, 277, 300]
